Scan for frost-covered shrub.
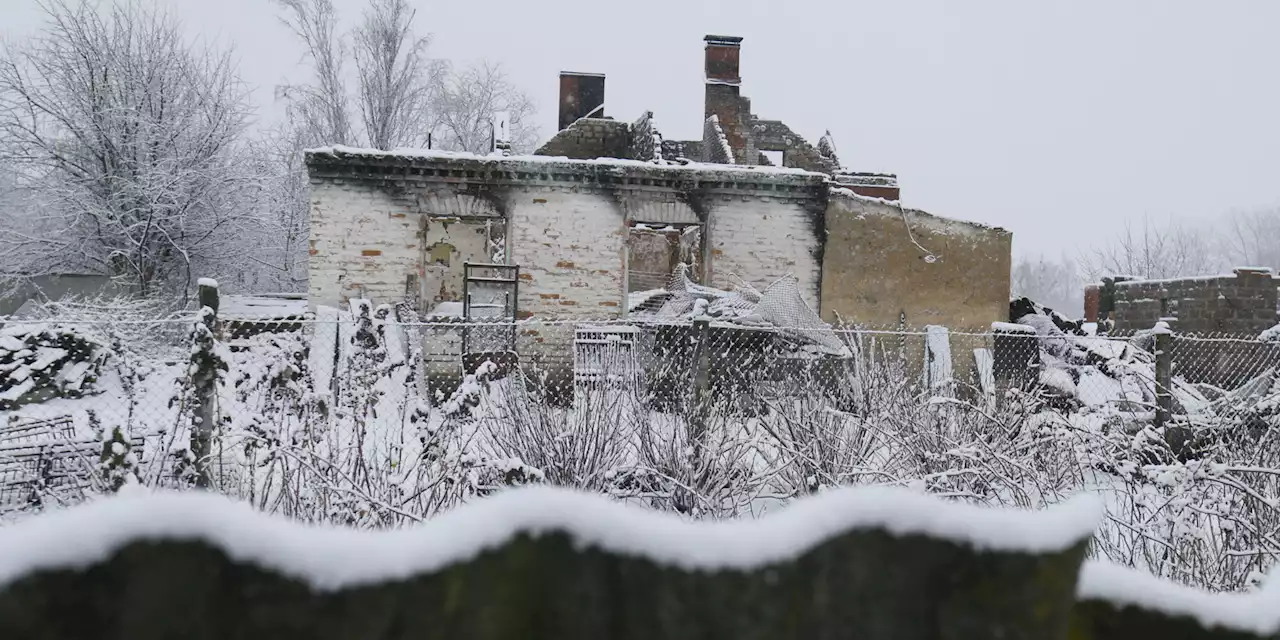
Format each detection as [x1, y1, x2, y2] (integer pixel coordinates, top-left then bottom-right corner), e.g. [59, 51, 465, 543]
[16, 293, 189, 359]
[0, 323, 111, 408]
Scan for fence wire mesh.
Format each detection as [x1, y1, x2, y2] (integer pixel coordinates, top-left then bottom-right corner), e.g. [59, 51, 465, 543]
[5, 307, 1280, 591]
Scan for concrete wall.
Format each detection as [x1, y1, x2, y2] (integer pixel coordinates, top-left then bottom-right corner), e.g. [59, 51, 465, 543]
[1113, 267, 1279, 335]
[0, 274, 122, 316]
[820, 191, 1012, 331]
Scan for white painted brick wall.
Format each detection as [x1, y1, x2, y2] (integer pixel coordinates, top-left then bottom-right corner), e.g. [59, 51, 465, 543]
[309, 181, 424, 308]
[508, 187, 626, 318]
[310, 179, 820, 320]
[707, 196, 822, 308]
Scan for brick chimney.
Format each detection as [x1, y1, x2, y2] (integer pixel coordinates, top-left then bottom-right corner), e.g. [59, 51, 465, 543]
[703, 35, 755, 164]
[558, 71, 605, 131]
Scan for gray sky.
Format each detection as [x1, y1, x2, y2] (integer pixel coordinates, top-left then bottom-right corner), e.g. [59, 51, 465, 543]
[7, 0, 1280, 260]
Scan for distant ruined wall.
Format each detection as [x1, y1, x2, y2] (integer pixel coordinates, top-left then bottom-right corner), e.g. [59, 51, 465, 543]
[752, 120, 838, 174]
[1113, 268, 1279, 335]
[307, 149, 830, 321]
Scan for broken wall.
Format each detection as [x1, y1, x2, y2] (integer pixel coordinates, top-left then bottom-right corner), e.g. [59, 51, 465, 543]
[820, 192, 1010, 388]
[534, 118, 631, 160]
[751, 120, 838, 174]
[307, 176, 503, 312]
[1113, 268, 1279, 335]
[820, 191, 1012, 331]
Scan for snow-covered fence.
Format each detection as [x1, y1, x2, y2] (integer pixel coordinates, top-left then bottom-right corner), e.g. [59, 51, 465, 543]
[13, 312, 1280, 598]
[0, 487, 1100, 639]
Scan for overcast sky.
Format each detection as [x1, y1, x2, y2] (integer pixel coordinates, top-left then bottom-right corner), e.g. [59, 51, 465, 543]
[7, 0, 1280, 261]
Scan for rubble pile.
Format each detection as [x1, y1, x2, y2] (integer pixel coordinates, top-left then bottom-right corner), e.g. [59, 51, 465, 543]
[630, 264, 849, 356]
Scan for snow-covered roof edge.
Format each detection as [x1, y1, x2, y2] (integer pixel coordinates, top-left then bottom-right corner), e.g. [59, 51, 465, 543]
[1078, 560, 1280, 635]
[829, 187, 1010, 236]
[305, 145, 830, 184]
[0, 485, 1099, 591]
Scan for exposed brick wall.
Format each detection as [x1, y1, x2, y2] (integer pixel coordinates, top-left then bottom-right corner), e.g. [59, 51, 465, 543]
[308, 181, 425, 308]
[1083, 286, 1101, 323]
[705, 85, 756, 165]
[702, 116, 735, 164]
[627, 111, 663, 163]
[752, 120, 838, 174]
[1113, 268, 1279, 335]
[558, 72, 605, 131]
[507, 188, 626, 319]
[534, 118, 630, 159]
[661, 139, 704, 163]
[705, 196, 823, 309]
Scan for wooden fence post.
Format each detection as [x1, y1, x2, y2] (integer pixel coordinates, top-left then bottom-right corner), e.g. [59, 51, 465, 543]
[689, 318, 712, 444]
[191, 279, 220, 489]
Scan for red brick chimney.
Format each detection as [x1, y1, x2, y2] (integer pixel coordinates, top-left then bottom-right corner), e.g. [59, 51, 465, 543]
[704, 35, 742, 84]
[1084, 285, 1100, 323]
[558, 71, 605, 131]
[703, 35, 755, 164]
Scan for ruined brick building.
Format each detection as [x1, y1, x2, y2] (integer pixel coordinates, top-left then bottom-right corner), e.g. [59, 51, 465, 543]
[307, 35, 1012, 340]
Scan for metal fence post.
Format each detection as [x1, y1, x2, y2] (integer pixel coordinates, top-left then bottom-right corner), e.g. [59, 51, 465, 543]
[1154, 321, 1173, 430]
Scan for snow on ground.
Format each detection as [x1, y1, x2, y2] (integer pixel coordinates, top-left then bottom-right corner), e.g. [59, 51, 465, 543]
[219, 294, 308, 321]
[0, 484, 1100, 590]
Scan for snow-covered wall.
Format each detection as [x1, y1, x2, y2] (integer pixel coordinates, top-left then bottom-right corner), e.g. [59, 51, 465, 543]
[0, 486, 1099, 639]
[308, 180, 425, 307]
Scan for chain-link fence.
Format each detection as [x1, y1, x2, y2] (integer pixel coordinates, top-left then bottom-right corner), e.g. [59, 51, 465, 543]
[5, 297, 1280, 591]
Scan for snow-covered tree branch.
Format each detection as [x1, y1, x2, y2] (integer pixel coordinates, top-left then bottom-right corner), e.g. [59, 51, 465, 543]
[0, 0, 257, 296]
[428, 60, 539, 154]
[1080, 216, 1223, 281]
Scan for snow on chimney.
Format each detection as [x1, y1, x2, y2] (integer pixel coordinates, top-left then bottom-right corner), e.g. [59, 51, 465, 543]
[558, 71, 605, 131]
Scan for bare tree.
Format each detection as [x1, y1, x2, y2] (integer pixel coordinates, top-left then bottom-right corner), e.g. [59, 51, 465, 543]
[1011, 254, 1083, 316]
[274, 0, 538, 153]
[0, 0, 256, 296]
[429, 60, 539, 154]
[1218, 207, 1280, 273]
[353, 0, 440, 150]
[1080, 217, 1222, 282]
[237, 123, 311, 292]
[273, 0, 353, 147]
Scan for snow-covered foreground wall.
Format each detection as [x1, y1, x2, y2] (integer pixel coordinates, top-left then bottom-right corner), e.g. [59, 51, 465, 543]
[0, 486, 1102, 639]
[0, 487, 1274, 639]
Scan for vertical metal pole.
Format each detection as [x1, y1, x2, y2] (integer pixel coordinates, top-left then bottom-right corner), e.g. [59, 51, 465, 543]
[1154, 323, 1173, 430]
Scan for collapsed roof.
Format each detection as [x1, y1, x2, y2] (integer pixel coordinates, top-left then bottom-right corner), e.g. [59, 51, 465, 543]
[630, 264, 849, 357]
